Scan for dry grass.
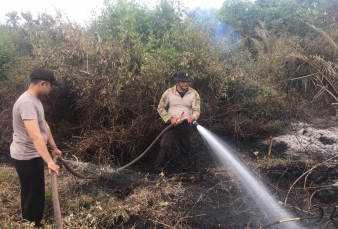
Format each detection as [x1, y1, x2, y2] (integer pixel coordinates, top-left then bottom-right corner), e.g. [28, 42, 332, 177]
[256, 156, 317, 169]
[2, 156, 337, 228]
[0, 162, 265, 229]
[0, 164, 218, 229]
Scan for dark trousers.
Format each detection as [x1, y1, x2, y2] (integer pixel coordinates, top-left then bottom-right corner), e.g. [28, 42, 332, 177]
[12, 156, 45, 223]
[155, 122, 192, 170]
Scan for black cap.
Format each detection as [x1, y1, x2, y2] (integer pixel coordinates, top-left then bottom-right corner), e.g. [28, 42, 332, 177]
[30, 68, 62, 87]
[174, 70, 193, 82]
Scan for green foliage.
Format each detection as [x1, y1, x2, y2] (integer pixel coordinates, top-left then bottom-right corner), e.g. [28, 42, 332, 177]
[218, 0, 338, 38]
[45, 187, 52, 199]
[0, 20, 37, 149]
[0, 170, 18, 185]
[0, 26, 20, 81]
[218, 0, 256, 37]
[216, 27, 301, 137]
[256, 0, 304, 34]
[216, 0, 338, 134]
[0, 44, 11, 80]
[0, 20, 33, 85]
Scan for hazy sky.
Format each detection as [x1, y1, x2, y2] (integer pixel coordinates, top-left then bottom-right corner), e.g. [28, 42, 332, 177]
[1, 0, 225, 25]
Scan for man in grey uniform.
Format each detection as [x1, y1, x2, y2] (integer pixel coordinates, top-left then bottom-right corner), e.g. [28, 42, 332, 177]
[10, 68, 62, 227]
[155, 70, 200, 172]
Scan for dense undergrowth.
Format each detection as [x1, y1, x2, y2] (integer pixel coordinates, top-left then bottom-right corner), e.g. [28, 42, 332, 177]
[1, 0, 338, 165]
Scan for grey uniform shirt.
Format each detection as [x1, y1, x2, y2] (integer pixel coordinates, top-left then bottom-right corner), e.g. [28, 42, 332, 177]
[10, 92, 47, 160]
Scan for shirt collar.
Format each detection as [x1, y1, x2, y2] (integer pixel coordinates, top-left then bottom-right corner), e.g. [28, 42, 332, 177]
[171, 85, 191, 94]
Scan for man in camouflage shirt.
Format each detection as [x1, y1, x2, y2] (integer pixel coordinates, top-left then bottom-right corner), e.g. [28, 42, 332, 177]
[155, 70, 201, 172]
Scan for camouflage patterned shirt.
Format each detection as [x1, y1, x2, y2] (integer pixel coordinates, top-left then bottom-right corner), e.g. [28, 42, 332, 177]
[157, 85, 201, 123]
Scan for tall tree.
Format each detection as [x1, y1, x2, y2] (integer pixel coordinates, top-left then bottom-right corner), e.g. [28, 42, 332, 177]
[5, 11, 21, 28]
[217, 0, 256, 37]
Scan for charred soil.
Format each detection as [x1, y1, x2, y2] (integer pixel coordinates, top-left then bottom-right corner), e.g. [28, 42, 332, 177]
[1, 126, 338, 228]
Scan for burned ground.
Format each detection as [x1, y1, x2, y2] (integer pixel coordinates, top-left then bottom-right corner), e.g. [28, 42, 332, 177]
[2, 132, 338, 229]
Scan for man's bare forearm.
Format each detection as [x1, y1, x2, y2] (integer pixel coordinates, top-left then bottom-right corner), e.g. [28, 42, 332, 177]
[32, 136, 54, 164]
[45, 121, 57, 149]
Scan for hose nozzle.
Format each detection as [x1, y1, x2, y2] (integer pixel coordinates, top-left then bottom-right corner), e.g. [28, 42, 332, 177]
[177, 116, 188, 123]
[177, 117, 199, 127]
[192, 120, 199, 127]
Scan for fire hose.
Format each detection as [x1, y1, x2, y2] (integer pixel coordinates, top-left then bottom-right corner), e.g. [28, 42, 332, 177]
[62, 118, 199, 179]
[51, 155, 63, 229]
[50, 117, 199, 228]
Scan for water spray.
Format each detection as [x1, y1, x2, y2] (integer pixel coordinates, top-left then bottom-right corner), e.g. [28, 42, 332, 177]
[195, 126, 305, 228]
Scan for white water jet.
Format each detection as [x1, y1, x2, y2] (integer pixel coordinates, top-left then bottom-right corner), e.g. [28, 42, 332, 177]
[197, 125, 305, 229]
